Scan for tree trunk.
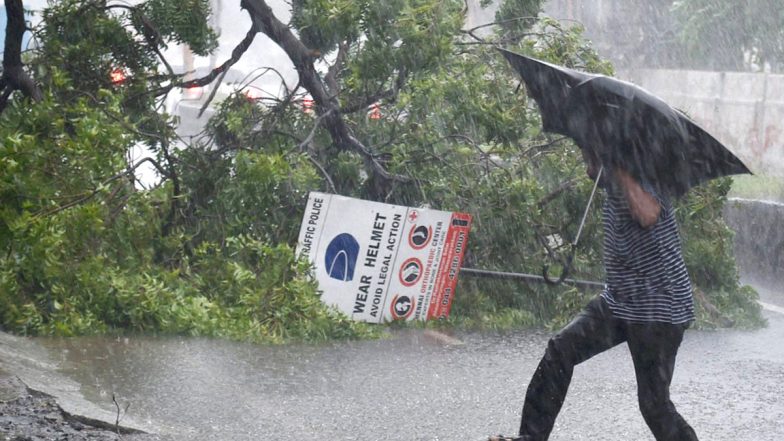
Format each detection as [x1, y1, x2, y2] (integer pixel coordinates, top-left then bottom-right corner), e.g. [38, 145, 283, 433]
[0, 0, 42, 114]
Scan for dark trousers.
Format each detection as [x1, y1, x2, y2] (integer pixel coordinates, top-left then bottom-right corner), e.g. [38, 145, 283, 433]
[519, 296, 698, 441]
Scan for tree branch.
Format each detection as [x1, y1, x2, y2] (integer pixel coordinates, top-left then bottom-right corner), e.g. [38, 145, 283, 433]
[694, 287, 735, 328]
[276, 126, 338, 195]
[339, 67, 408, 114]
[198, 67, 228, 117]
[520, 136, 568, 158]
[443, 134, 505, 170]
[181, 26, 256, 89]
[160, 137, 181, 239]
[461, 16, 539, 37]
[133, 8, 175, 77]
[537, 177, 579, 208]
[241, 0, 410, 184]
[297, 109, 334, 152]
[0, 84, 13, 113]
[238, 66, 291, 95]
[149, 25, 258, 97]
[324, 41, 348, 96]
[3, 0, 26, 70]
[32, 157, 167, 219]
[307, 155, 337, 194]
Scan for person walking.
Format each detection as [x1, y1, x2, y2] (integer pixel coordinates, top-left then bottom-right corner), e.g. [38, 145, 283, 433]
[491, 146, 699, 441]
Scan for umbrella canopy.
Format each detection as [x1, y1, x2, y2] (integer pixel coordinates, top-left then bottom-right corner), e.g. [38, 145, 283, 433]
[499, 49, 597, 135]
[499, 48, 752, 198]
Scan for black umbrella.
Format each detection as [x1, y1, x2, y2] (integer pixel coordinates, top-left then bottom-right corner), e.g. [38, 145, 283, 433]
[499, 48, 752, 198]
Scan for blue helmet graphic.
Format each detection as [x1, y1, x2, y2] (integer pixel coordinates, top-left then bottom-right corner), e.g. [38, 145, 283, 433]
[325, 233, 360, 281]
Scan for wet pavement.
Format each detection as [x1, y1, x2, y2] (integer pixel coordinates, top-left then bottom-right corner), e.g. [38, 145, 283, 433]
[0, 331, 158, 441]
[0, 373, 157, 441]
[7, 304, 778, 441]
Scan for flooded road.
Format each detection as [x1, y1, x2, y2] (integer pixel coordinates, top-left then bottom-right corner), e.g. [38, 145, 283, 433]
[32, 306, 784, 441]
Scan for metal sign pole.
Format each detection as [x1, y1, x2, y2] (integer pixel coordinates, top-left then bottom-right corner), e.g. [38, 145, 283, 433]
[460, 267, 604, 290]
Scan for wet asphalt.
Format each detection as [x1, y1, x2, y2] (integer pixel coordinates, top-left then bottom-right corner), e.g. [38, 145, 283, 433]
[27, 302, 784, 441]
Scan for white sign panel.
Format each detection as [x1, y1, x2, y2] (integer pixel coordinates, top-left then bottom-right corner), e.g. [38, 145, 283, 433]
[297, 192, 472, 323]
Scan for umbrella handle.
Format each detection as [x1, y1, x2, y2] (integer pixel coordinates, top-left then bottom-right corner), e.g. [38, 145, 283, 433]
[542, 166, 603, 286]
[542, 249, 574, 285]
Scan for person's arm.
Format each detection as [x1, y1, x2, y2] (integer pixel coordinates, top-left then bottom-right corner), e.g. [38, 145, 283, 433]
[615, 169, 661, 229]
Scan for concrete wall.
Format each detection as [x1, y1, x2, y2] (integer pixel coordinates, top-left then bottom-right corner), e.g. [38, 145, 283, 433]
[723, 199, 784, 290]
[620, 69, 784, 177]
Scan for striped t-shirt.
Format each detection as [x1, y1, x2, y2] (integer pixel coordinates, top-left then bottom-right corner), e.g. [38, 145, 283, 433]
[599, 184, 695, 324]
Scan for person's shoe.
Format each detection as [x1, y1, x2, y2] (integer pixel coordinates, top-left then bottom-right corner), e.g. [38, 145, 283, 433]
[487, 436, 521, 441]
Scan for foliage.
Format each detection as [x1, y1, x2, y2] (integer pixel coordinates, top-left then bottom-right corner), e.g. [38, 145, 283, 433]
[671, 0, 784, 71]
[382, 18, 611, 328]
[291, 0, 362, 53]
[0, 0, 764, 343]
[677, 178, 766, 329]
[0, 84, 374, 341]
[294, 0, 466, 110]
[139, 0, 219, 55]
[492, 0, 544, 37]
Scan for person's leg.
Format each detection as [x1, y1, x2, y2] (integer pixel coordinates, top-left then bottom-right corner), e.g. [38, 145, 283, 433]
[627, 322, 698, 441]
[518, 296, 625, 441]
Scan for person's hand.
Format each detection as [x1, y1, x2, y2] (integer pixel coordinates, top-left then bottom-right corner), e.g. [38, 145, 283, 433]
[580, 147, 601, 181]
[615, 169, 661, 228]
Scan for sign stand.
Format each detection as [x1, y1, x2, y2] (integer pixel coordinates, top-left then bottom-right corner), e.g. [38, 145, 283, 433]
[459, 267, 603, 289]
